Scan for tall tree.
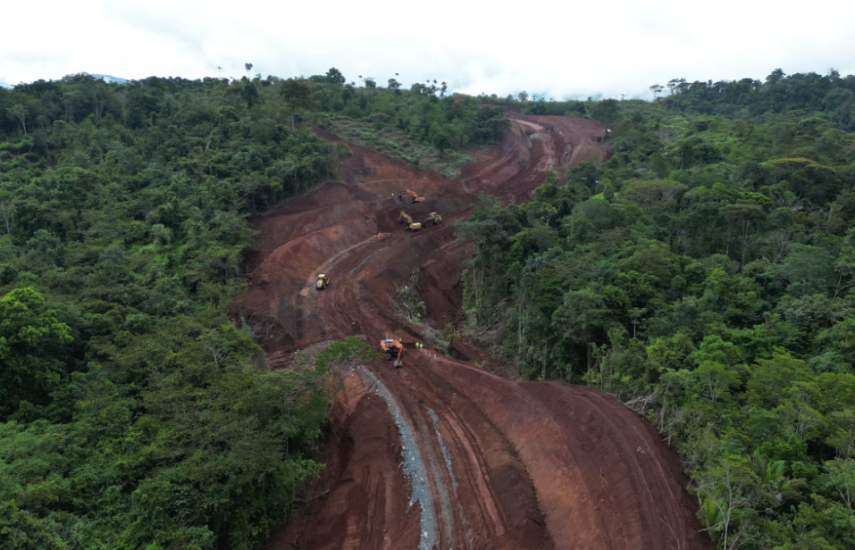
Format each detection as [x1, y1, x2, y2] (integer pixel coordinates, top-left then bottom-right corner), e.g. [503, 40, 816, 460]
[6, 104, 26, 135]
[280, 78, 313, 131]
[241, 80, 260, 109]
[325, 67, 345, 85]
[588, 98, 621, 129]
[0, 287, 72, 418]
[0, 193, 14, 234]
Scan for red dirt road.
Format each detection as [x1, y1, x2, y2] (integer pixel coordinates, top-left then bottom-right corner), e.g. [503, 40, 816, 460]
[233, 114, 713, 550]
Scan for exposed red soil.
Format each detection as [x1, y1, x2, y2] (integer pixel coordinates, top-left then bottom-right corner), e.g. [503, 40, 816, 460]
[234, 114, 713, 550]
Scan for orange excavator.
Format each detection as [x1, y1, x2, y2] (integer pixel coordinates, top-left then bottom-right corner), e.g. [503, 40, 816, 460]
[380, 338, 404, 368]
[400, 189, 425, 204]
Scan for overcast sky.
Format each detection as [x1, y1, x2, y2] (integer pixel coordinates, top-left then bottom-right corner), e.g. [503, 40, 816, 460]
[3, 0, 855, 99]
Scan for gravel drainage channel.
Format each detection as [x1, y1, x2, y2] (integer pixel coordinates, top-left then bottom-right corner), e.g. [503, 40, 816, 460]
[357, 365, 437, 550]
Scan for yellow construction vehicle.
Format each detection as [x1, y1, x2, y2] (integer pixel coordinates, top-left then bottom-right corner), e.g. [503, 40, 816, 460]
[380, 338, 404, 367]
[316, 273, 329, 290]
[398, 211, 413, 225]
[422, 212, 442, 227]
[405, 222, 422, 231]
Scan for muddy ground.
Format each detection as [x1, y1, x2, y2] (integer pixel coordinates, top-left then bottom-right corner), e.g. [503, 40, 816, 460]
[232, 113, 713, 550]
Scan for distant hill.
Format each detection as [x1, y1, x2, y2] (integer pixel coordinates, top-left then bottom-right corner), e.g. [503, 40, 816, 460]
[0, 74, 126, 88]
[90, 73, 128, 84]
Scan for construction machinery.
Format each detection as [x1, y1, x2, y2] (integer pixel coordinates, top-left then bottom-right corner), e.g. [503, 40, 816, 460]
[380, 338, 404, 367]
[400, 211, 439, 231]
[400, 189, 425, 204]
[421, 212, 442, 227]
[316, 273, 329, 290]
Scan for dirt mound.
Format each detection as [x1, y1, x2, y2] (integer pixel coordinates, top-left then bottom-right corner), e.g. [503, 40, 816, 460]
[234, 115, 712, 549]
[439, 364, 709, 549]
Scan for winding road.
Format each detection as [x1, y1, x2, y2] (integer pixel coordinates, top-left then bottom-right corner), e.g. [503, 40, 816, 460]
[233, 113, 713, 550]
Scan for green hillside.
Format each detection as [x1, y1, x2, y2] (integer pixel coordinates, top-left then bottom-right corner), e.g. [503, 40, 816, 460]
[459, 70, 855, 549]
[2, 67, 855, 549]
[0, 73, 384, 550]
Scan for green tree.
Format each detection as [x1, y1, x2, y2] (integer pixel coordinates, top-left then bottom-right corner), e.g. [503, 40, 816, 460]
[431, 128, 452, 155]
[0, 193, 15, 234]
[824, 458, 855, 512]
[777, 244, 836, 296]
[693, 361, 740, 404]
[5, 104, 27, 135]
[697, 455, 761, 550]
[745, 352, 812, 409]
[241, 80, 260, 109]
[280, 78, 313, 131]
[588, 98, 621, 129]
[324, 67, 345, 85]
[826, 409, 855, 459]
[0, 288, 73, 418]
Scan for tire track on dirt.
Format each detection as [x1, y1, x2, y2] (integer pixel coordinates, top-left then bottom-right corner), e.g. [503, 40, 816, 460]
[243, 115, 712, 550]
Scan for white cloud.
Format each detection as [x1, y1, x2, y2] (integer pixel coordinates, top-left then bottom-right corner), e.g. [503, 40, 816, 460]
[2, 0, 855, 98]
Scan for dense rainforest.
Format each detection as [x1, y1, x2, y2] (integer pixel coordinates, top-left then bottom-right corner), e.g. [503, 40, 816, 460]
[0, 70, 507, 549]
[3, 65, 855, 550]
[459, 70, 855, 549]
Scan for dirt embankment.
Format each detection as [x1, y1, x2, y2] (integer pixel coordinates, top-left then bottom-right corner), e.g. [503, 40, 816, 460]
[234, 114, 712, 550]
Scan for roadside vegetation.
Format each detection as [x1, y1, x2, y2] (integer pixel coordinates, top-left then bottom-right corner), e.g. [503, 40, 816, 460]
[328, 117, 474, 178]
[305, 67, 509, 178]
[0, 71, 464, 549]
[0, 68, 509, 549]
[458, 69, 855, 549]
[395, 268, 428, 323]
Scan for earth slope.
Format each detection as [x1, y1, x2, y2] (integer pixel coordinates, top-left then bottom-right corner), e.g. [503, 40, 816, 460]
[233, 113, 712, 550]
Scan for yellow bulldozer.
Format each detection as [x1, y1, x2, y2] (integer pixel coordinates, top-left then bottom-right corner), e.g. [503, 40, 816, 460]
[399, 211, 440, 231]
[399, 211, 422, 231]
[316, 273, 329, 290]
[422, 212, 442, 227]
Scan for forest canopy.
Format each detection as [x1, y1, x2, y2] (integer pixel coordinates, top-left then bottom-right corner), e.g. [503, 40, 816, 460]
[3, 66, 855, 549]
[0, 72, 406, 549]
[459, 68, 855, 550]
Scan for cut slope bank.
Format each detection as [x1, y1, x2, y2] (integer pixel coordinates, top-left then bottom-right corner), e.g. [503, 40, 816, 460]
[234, 114, 712, 550]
